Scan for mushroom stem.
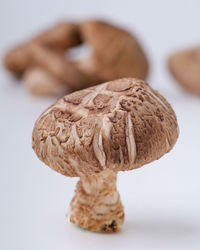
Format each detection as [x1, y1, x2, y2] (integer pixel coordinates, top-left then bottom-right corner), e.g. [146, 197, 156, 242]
[68, 169, 124, 233]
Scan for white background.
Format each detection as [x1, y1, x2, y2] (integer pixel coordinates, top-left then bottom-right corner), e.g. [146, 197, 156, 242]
[0, 0, 200, 249]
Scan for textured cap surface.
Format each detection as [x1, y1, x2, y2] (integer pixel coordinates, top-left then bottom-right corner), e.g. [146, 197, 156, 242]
[32, 78, 179, 177]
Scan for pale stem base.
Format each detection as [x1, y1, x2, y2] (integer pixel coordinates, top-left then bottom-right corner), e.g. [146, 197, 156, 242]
[67, 169, 124, 233]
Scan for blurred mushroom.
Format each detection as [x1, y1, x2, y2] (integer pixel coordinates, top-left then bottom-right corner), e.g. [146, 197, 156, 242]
[4, 20, 149, 96]
[77, 20, 149, 81]
[168, 47, 200, 95]
[32, 78, 179, 232]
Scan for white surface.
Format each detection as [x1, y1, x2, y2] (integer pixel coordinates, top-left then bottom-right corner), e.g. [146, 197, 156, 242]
[0, 0, 200, 249]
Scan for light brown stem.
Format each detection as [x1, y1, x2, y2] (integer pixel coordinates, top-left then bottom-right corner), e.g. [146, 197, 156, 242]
[68, 169, 124, 233]
[23, 67, 66, 96]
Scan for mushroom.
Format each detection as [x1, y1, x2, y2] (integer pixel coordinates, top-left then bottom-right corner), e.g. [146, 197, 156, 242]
[32, 78, 179, 232]
[4, 20, 149, 96]
[168, 46, 200, 95]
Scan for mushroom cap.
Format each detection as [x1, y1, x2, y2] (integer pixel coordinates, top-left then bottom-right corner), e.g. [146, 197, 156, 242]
[36, 22, 81, 50]
[4, 45, 30, 75]
[32, 78, 179, 177]
[79, 20, 149, 81]
[168, 47, 200, 95]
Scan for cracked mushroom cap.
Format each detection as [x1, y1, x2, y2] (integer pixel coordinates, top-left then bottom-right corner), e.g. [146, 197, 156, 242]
[32, 78, 179, 177]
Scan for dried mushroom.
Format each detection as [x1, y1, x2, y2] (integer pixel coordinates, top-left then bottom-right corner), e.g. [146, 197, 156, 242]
[32, 78, 179, 232]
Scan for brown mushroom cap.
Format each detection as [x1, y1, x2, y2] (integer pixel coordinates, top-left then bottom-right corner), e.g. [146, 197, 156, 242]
[168, 47, 200, 95]
[32, 78, 179, 177]
[78, 20, 149, 81]
[36, 22, 81, 50]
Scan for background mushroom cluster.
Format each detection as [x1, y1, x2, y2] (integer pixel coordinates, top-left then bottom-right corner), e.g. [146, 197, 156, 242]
[4, 20, 149, 96]
[0, 0, 200, 249]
